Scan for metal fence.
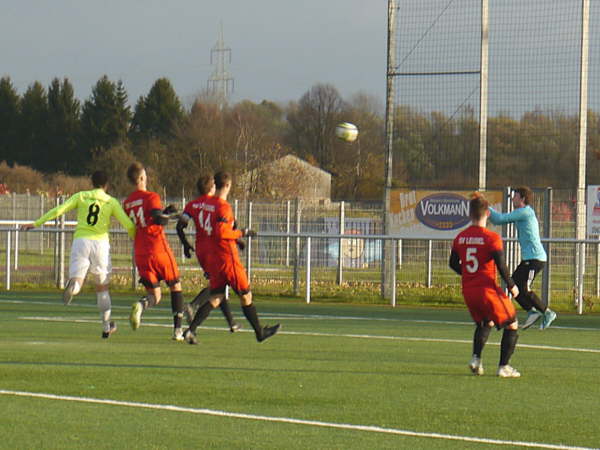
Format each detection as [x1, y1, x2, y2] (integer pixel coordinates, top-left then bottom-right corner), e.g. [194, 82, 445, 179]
[0, 192, 596, 313]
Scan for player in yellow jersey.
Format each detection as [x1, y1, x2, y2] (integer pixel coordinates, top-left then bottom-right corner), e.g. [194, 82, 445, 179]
[21, 171, 136, 338]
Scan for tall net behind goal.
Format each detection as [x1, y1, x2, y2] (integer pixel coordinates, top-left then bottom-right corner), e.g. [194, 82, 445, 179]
[391, 0, 598, 190]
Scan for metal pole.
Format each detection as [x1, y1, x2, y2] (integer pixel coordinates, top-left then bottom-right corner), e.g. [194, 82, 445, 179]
[246, 201, 252, 279]
[596, 235, 600, 298]
[40, 195, 44, 255]
[293, 198, 301, 295]
[397, 239, 402, 267]
[26, 191, 30, 251]
[53, 198, 59, 283]
[542, 187, 552, 306]
[576, 0, 590, 315]
[305, 236, 311, 304]
[478, 0, 489, 190]
[13, 224, 19, 271]
[285, 200, 291, 266]
[391, 238, 397, 307]
[5, 230, 11, 290]
[59, 214, 65, 289]
[382, 0, 397, 299]
[427, 240, 433, 288]
[131, 245, 137, 290]
[336, 201, 345, 285]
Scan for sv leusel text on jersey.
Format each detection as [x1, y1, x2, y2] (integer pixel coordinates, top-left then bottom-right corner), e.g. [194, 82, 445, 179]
[458, 237, 484, 245]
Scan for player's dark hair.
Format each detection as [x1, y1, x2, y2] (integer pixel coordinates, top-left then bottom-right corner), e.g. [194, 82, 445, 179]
[127, 162, 145, 185]
[196, 174, 215, 195]
[214, 171, 232, 190]
[469, 192, 489, 220]
[513, 186, 533, 205]
[91, 171, 108, 188]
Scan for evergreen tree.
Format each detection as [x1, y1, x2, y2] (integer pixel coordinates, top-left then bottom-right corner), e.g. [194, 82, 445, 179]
[0, 76, 21, 164]
[46, 78, 82, 174]
[131, 77, 184, 143]
[81, 75, 131, 159]
[19, 82, 49, 168]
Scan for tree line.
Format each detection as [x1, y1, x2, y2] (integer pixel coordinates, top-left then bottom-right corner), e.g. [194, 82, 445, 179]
[1, 74, 599, 199]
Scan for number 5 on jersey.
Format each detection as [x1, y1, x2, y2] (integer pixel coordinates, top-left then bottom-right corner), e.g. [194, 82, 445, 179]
[465, 247, 479, 273]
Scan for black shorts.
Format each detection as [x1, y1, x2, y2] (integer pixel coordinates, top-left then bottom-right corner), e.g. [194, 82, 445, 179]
[512, 260, 545, 292]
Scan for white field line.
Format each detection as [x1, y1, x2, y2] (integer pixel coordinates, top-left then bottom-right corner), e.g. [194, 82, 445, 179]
[0, 390, 594, 450]
[3, 298, 599, 331]
[16, 316, 600, 354]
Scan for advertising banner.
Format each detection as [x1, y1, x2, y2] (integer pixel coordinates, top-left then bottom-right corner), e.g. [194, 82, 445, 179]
[389, 189, 504, 238]
[587, 185, 600, 236]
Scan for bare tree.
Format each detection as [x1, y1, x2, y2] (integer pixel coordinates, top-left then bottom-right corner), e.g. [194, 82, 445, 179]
[286, 83, 344, 170]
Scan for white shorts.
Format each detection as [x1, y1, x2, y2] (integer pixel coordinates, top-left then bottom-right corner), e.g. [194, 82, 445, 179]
[69, 238, 112, 285]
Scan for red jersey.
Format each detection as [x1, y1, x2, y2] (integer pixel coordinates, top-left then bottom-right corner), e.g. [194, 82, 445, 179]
[182, 194, 216, 251]
[210, 197, 243, 256]
[452, 225, 503, 290]
[123, 190, 171, 255]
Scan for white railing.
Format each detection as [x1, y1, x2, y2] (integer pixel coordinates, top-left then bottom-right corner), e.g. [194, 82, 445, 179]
[1, 225, 598, 314]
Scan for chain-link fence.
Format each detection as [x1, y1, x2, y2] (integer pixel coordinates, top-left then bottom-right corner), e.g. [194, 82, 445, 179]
[0, 191, 597, 312]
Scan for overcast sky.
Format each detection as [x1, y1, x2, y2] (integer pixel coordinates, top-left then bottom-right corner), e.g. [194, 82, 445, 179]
[1, 0, 387, 106]
[2, 1, 597, 116]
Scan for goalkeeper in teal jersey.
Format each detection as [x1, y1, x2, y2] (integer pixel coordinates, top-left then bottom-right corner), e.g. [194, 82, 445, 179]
[489, 186, 557, 330]
[21, 171, 136, 338]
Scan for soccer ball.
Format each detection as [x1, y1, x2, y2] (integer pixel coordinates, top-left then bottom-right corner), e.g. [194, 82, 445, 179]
[335, 122, 359, 142]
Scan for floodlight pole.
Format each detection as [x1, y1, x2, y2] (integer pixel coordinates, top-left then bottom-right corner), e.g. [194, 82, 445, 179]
[575, 0, 590, 314]
[382, 0, 397, 300]
[478, 0, 489, 191]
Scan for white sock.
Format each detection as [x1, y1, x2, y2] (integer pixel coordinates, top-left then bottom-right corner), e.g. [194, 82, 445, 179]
[97, 290, 112, 331]
[71, 279, 81, 296]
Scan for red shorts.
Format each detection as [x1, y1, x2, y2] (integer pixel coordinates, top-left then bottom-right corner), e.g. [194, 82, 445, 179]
[462, 285, 516, 328]
[135, 250, 180, 288]
[209, 252, 250, 295]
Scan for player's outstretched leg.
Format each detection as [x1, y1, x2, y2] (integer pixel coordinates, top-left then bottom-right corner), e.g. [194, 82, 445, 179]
[183, 297, 217, 345]
[102, 321, 117, 339]
[129, 296, 147, 330]
[220, 300, 240, 332]
[171, 290, 185, 341]
[497, 326, 520, 378]
[63, 278, 82, 305]
[469, 322, 491, 375]
[540, 308, 557, 330]
[521, 307, 542, 329]
[184, 288, 210, 325]
[242, 302, 280, 343]
[97, 290, 114, 338]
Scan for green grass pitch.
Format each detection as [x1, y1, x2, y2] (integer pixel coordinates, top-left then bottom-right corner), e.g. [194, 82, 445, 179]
[1, 291, 599, 449]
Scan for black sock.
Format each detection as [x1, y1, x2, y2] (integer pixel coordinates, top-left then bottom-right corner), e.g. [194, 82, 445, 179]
[473, 323, 491, 358]
[191, 288, 210, 308]
[528, 291, 547, 313]
[499, 329, 519, 366]
[171, 291, 184, 329]
[242, 303, 262, 338]
[140, 298, 149, 311]
[190, 300, 215, 332]
[515, 292, 534, 311]
[220, 300, 235, 327]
